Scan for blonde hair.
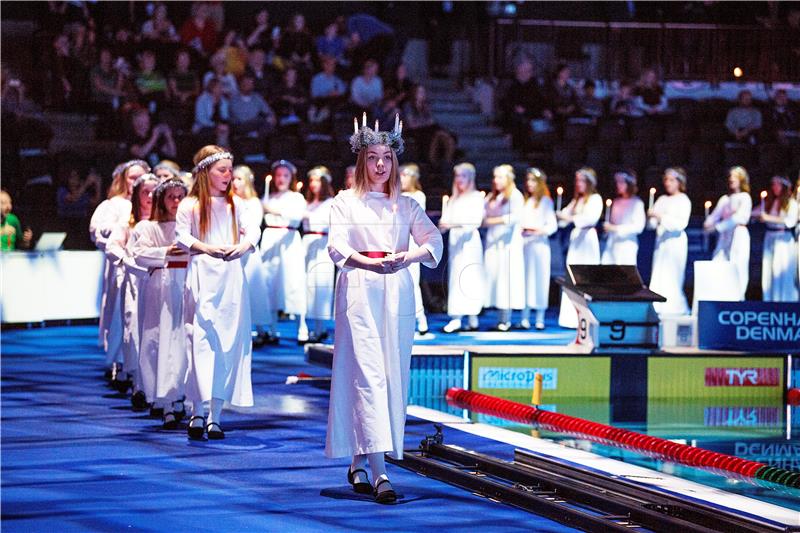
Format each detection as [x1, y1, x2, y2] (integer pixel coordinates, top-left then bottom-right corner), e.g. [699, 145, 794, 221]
[190, 145, 238, 242]
[489, 164, 516, 201]
[451, 162, 476, 198]
[352, 145, 401, 201]
[575, 167, 597, 201]
[524, 167, 551, 207]
[233, 165, 258, 199]
[665, 167, 687, 193]
[108, 161, 149, 199]
[399, 163, 422, 193]
[728, 166, 750, 193]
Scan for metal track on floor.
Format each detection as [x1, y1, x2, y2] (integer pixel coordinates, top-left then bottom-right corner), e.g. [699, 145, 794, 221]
[387, 425, 795, 533]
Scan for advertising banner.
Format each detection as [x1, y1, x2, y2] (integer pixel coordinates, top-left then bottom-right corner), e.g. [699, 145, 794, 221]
[697, 301, 800, 351]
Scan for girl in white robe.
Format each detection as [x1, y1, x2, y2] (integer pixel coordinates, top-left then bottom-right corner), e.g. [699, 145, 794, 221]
[439, 163, 485, 333]
[602, 171, 646, 266]
[260, 160, 307, 342]
[232, 165, 271, 345]
[299, 166, 335, 343]
[704, 166, 753, 300]
[400, 164, 430, 335]
[483, 164, 525, 331]
[521, 168, 557, 330]
[176, 146, 258, 440]
[326, 126, 443, 504]
[648, 167, 692, 316]
[131, 178, 190, 428]
[753, 175, 799, 302]
[105, 172, 158, 405]
[89, 161, 148, 371]
[556, 167, 603, 328]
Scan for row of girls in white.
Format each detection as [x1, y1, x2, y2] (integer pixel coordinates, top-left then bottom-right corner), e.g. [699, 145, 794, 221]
[90, 148, 258, 439]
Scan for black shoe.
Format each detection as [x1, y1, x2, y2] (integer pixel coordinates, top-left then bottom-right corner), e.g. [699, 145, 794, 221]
[131, 391, 149, 411]
[347, 467, 372, 494]
[316, 331, 329, 342]
[206, 422, 225, 440]
[187, 416, 205, 440]
[264, 334, 280, 345]
[162, 411, 179, 430]
[149, 406, 164, 418]
[111, 378, 132, 394]
[373, 478, 397, 504]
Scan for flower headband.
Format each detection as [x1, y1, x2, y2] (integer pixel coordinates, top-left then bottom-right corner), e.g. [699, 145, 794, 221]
[192, 151, 233, 175]
[772, 176, 792, 188]
[271, 159, 297, 176]
[153, 163, 180, 178]
[153, 177, 188, 197]
[349, 113, 404, 155]
[132, 173, 160, 189]
[122, 159, 151, 175]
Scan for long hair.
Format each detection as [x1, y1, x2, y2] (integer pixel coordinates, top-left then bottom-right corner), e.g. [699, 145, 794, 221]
[352, 147, 401, 201]
[108, 160, 149, 199]
[150, 178, 188, 222]
[129, 174, 159, 227]
[575, 167, 597, 202]
[488, 164, 516, 202]
[399, 163, 422, 193]
[614, 170, 638, 197]
[268, 161, 298, 195]
[665, 167, 687, 193]
[524, 167, 550, 207]
[451, 163, 476, 199]
[305, 166, 334, 202]
[767, 175, 792, 214]
[233, 165, 258, 199]
[190, 145, 238, 243]
[728, 166, 750, 193]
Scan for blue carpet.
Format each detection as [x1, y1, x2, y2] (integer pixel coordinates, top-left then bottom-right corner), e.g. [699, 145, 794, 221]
[1, 318, 578, 532]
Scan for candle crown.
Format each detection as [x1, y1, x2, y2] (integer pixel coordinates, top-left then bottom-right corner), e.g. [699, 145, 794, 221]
[349, 113, 404, 155]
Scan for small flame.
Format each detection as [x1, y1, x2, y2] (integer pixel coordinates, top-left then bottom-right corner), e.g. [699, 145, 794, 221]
[556, 186, 564, 195]
[704, 200, 712, 209]
[605, 199, 612, 207]
[649, 187, 656, 194]
[296, 182, 304, 191]
[760, 190, 767, 199]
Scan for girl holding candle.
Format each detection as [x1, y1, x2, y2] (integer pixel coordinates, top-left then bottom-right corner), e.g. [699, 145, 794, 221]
[232, 165, 272, 346]
[299, 166, 336, 343]
[400, 163, 429, 335]
[176, 145, 259, 440]
[520, 168, 557, 330]
[601, 170, 646, 266]
[326, 116, 442, 503]
[483, 164, 525, 331]
[647, 167, 692, 316]
[132, 177, 190, 428]
[439, 163, 485, 333]
[754, 175, 798, 302]
[260, 159, 308, 343]
[556, 167, 603, 328]
[703, 166, 753, 300]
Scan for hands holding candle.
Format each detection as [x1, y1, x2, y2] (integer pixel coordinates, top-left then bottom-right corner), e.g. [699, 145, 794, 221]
[556, 186, 563, 212]
[648, 187, 656, 211]
[604, 198, 612, 223]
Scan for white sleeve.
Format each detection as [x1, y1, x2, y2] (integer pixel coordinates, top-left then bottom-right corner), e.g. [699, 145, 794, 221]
[541, 196, 558, 236]
[176, 198, 199, 251]
[658, 196, 691, 232]
[615, 199, 646, 238]
[131, 223, 169, 268]
[327, 196, 357, 270]
[236, 197, 260, 249]
[573, 194, 602, 228]
[409, 199, 443, 269]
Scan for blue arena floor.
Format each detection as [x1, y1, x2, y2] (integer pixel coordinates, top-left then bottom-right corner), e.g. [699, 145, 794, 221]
[1, 317, 579, 533]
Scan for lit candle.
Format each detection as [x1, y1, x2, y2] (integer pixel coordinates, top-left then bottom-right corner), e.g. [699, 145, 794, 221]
[362, 112, 367, 128]
[399, 120, 403, 134]
[648, 187, 656, 211]
[442, 195, 449, 217]
[374, 119, 379, 131]
[265, 174, 272, 200]
[353, 118, 359, 135]
[296, 181, 303, 192]
[760, 190, 767, 213]
[556, 186, 563, 212]
[704, 200, 711, 219]
[605, 198, 612, 223]
[394, 113, 399, 131]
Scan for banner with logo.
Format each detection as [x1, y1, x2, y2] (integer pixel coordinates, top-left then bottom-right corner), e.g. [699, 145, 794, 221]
[697, 301, 800, 351]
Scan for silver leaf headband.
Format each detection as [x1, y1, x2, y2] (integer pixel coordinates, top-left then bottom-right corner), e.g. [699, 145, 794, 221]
[349, 112, 404, 155]
[132, 173, 160, 189]
[153, 163, 180, 178]
[772, 176, 792, 188]
[192, 151, 234, 175]
[122, 159, 151, 175]
[154, 177, 188, 197]
[616, 171, 637, 185]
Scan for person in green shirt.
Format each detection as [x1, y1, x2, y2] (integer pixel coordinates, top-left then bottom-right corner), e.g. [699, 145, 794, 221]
[0, 190, 32, 250]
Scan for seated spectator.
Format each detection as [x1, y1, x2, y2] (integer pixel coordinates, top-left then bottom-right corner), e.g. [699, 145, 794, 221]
[634, 68, 669, 115]
[315, 21, 347, 65]
[91, 47, 130, 113]
[167, 48, 200, 107]
[274, 67, 309, 129]
[610, 80, 643, 118]
[0, 190, 32, 251]
[202, 52, 238, 98]
[402, 85, 456, 167]
[543, 63, 578, 121]
[217, 29, 248, 78]
[383, 63, 413, 112]
[350, 58, 383, 113]
[578, 79, 604, 119]
[245, 48, 276, 98]
[279, 13, 315, 76]
[56, 167, 100, 219]
[767, 89, 799, 144]
[245, 8, 274, 53]
[192, 78, 230, 146]
[230, 74, 276, 138]
[725, 89, 763, 144]
[179, 2, 217, 58]
[309, 55, 347, 125]
[346, 13, 395, 69]
[1, 77, 54, 149]
[141, 2, 179, 44]
[46, 32, 78, 110]
[499, 59, 545, 149]
[134, 49, 168, 111]
[128, 107, 177, 168]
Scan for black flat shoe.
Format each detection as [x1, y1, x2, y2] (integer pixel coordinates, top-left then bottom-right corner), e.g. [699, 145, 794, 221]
[206, 422, 225, 440]
[374, 478, 397, 504]
[187, 416, 205, 440]
[264, 334, 280, 345]
[347, 467, 372, 494]
[149, 406, 164, 418]
[162, 411, 179, 430]
[131, 391, 149, 411]
[111, 378, 132, 393]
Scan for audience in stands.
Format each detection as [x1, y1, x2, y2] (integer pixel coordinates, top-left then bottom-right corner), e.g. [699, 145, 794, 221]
[634, 68, 670, 115]
[140, 2, 179, 45]
[578, 79, 604, 120]
[192, 78, 230, 146]
[166, 49, 200, 108]
[134, 49, 168, 112]
[350, 58, 383, 114]
[500, 59, 546, 149]
[610, 80, 644, 118]
[274, 67, 308, 131]
[725, 89, 763, 144]
[402, 85, 456, 167]
[179, 2, 217, 58]
[202, 52, 238, 98]
[230, 74, 276, 138]
[544, 63, 578, 122]
[128, 107, 177, 168]
[767, 89, 799, 144]
[0, 190, 32, 251]
[244, 47, 275, 98]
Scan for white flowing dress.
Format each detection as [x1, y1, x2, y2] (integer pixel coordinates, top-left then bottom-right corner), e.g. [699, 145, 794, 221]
[261, 191, 307, 315]
[601, 196, 645, 266]
[759, 198, 799, 302]
[648, 193, 691, 315]
[176, 196, 258, 407]
[239, 196, 270, 326]
[440, 191, 485, 317]
[403, 190, 428, 323]
[707, 192, 752, 299]
[522, 195, 557, 310]
[303, 198, 335, 320]
[325, 190, 443, 459]
[483, 189, 525, 310]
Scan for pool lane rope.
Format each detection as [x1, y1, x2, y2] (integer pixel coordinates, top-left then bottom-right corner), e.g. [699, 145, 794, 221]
[445, 387, 800, 489]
